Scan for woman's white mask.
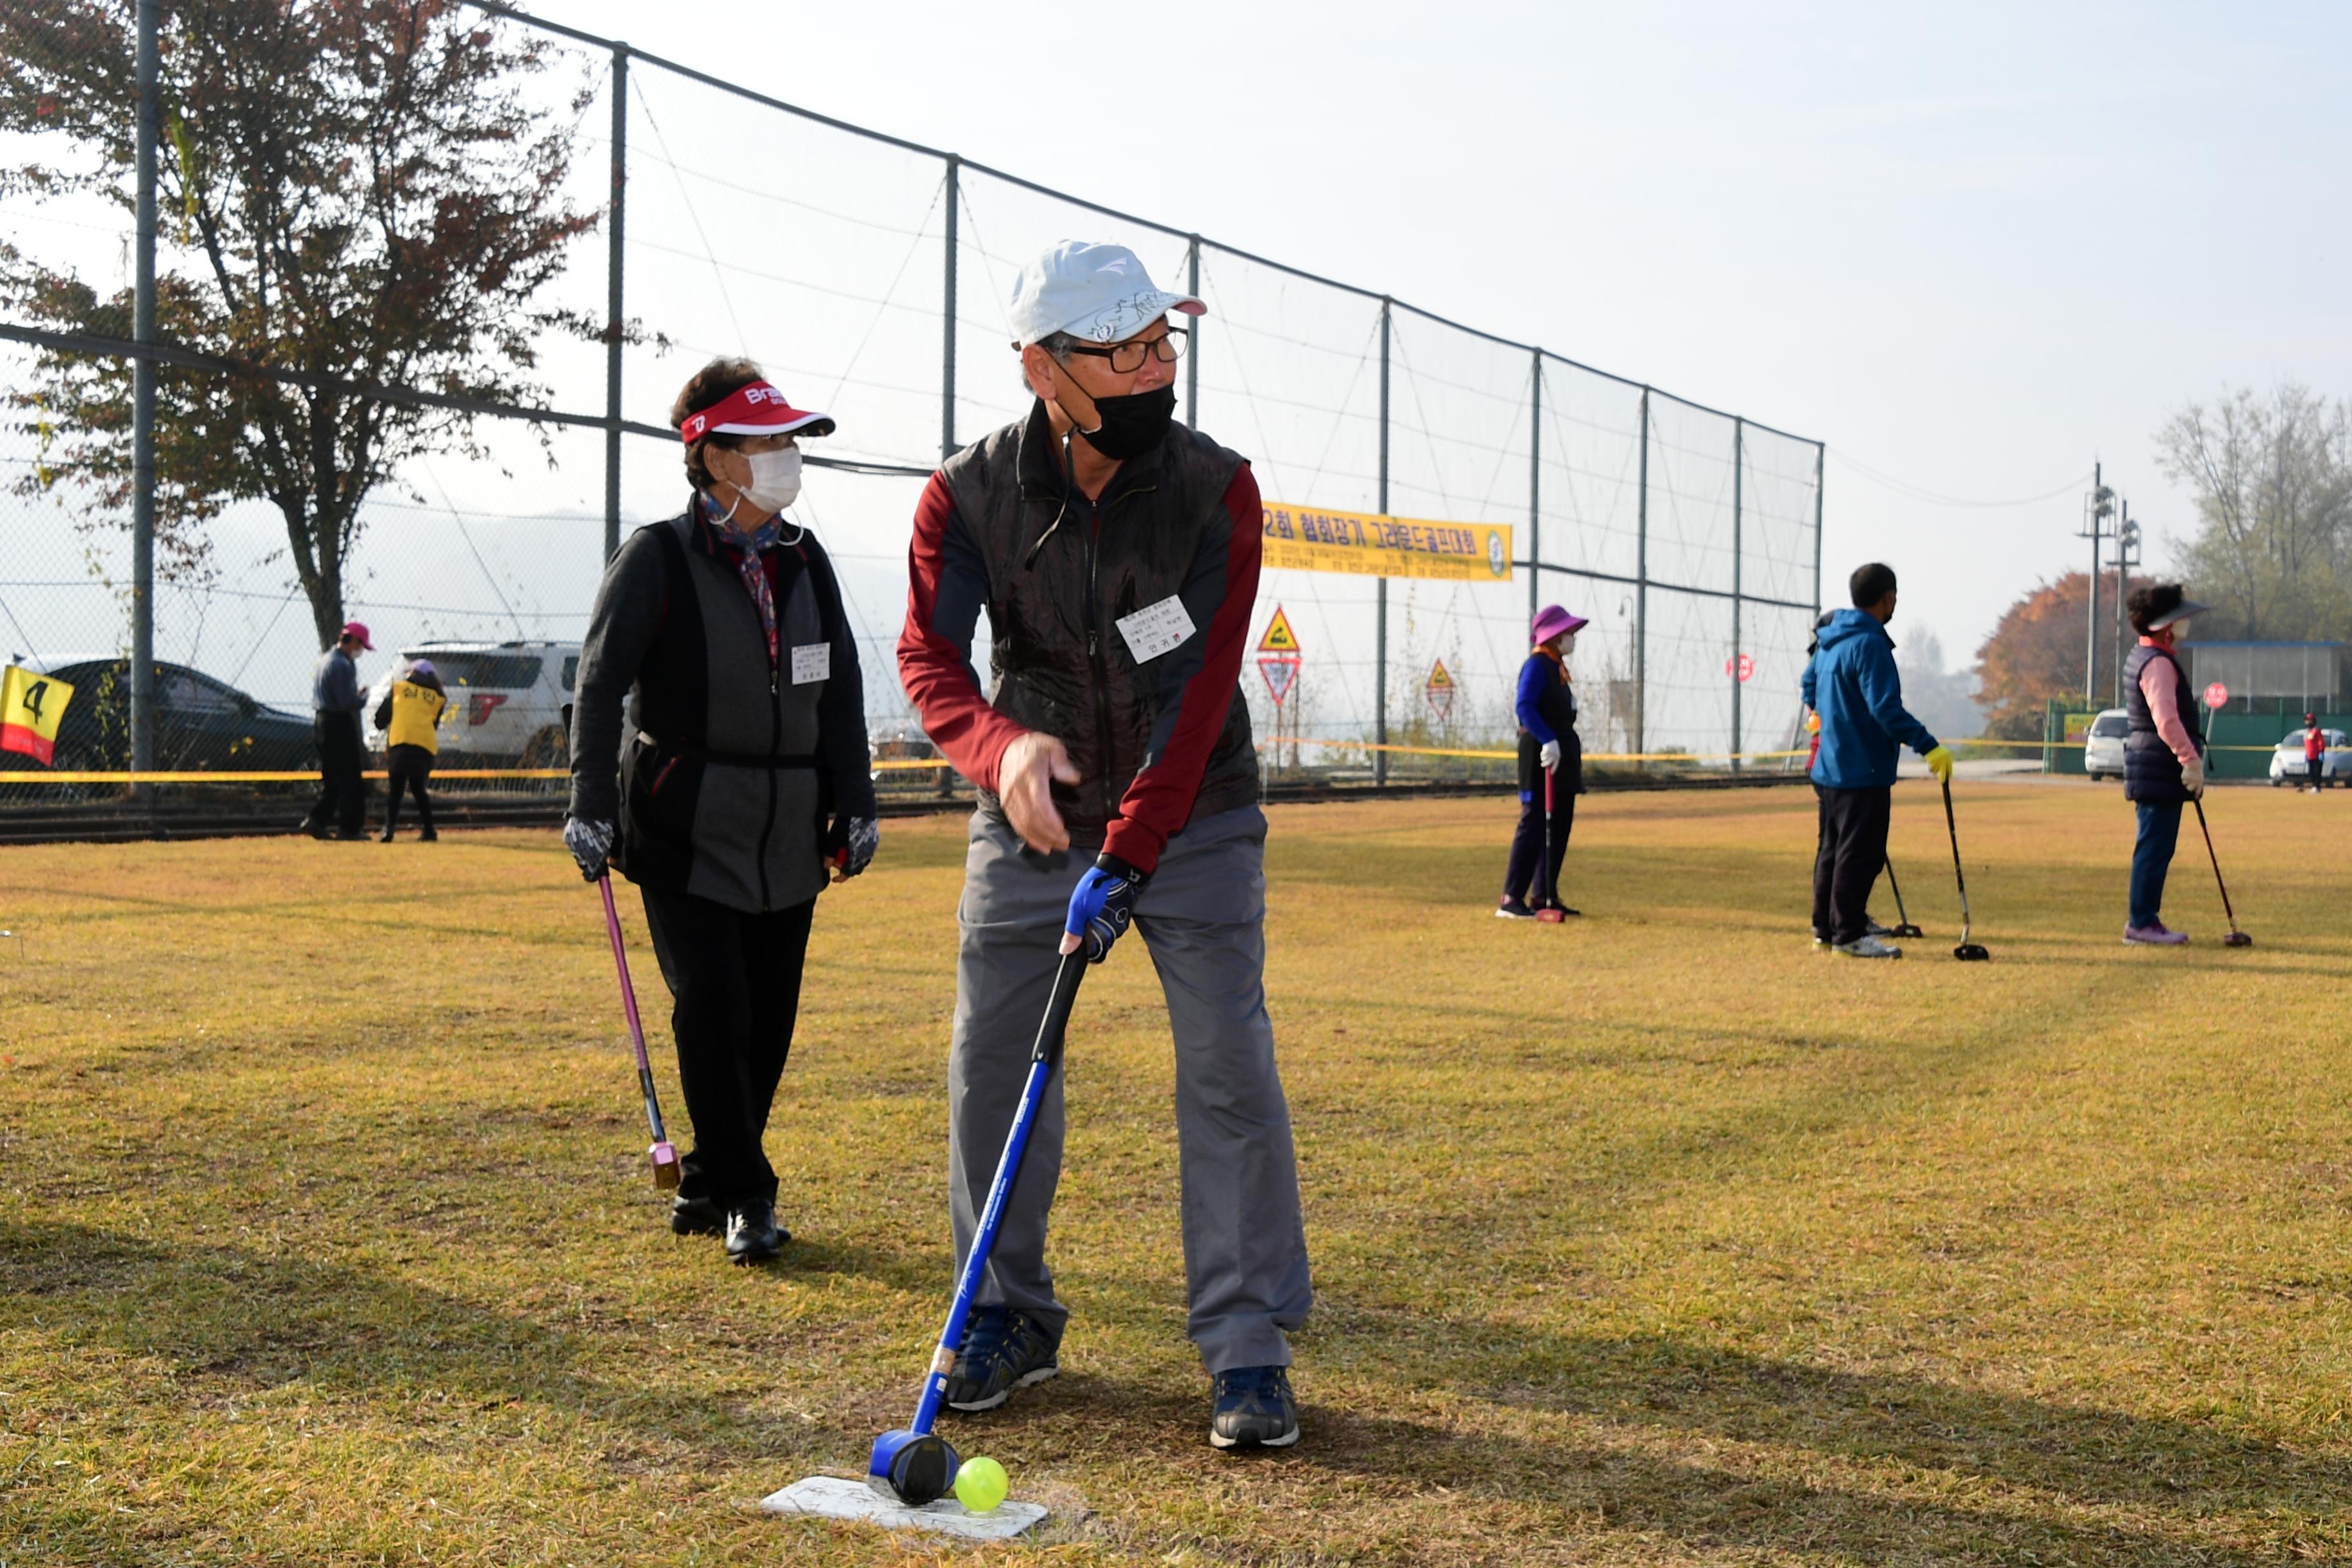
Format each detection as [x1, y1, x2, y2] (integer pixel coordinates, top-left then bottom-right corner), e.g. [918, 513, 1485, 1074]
[732, 446, 803, 512]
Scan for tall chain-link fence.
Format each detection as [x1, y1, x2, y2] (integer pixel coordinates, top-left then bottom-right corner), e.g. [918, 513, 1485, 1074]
[0, 1, 1820, 816]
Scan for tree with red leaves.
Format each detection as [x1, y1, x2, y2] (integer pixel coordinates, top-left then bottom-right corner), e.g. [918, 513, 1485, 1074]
[1973, 571, 2155, 739]
[0, 0, 600, 647]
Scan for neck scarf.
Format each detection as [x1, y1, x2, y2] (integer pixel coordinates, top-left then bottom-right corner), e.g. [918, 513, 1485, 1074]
[701, 491, 783, 667]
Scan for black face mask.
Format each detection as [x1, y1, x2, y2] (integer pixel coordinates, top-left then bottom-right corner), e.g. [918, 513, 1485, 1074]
[1070, 384, 1176, 460]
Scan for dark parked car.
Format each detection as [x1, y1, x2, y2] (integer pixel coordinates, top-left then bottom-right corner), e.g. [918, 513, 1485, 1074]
[0, 655, 315, 773]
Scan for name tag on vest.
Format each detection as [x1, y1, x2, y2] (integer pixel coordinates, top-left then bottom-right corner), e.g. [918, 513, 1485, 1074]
[790, 643, 830, 685]
[1115, 595, 1196, 664]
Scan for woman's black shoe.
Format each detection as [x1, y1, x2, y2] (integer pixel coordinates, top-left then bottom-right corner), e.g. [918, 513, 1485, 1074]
[725, 1199, 786, 1264]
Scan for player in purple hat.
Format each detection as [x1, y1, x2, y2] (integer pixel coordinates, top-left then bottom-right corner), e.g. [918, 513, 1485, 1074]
[1500, 603, 1588, 917]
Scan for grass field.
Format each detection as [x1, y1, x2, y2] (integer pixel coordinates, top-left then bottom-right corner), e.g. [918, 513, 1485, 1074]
[4, 781, 2350, 1566]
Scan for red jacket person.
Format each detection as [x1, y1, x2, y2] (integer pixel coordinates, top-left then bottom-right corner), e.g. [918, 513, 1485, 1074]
[898, 240, 1311, 1451]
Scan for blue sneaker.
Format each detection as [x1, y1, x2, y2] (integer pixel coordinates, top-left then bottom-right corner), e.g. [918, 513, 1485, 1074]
[1210, 1365, 1299, 1449]
[943, 1306, 1059, 1412]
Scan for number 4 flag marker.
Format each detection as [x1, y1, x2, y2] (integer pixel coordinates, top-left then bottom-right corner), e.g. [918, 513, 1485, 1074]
[1, 664, 73, 766]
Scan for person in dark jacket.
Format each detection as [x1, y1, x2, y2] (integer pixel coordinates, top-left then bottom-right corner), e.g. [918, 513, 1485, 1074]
[1800, 564, 1952, 958]
[301, 621, 373, 839]
[898, 240, 1310, 1451]
[2120, 583, 2209, 943]
[1498, 602, 1587, 917]
[1804, 608, 1894, 947]
[375, 658, 447, 841]
[564, 358, 878, 1266]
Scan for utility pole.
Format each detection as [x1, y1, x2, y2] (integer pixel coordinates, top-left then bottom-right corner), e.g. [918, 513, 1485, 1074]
[2081, 464, 2115, 706]
[2112, 503, 2141, 707]
[940, 155, 959, 462]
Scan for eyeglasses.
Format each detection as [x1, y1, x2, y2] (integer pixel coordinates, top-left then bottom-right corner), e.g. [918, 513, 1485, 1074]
[1059, 328, 1187, 375]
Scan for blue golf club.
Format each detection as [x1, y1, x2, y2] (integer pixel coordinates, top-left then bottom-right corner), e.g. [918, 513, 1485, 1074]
[869, 948, 1087, 1505]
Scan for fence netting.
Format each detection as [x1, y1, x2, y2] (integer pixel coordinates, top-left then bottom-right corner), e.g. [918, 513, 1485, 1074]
[0, 3, 1819, 811]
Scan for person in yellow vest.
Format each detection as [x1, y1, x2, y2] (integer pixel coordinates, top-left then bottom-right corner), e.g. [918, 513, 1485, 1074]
[375, 658, 449, 841]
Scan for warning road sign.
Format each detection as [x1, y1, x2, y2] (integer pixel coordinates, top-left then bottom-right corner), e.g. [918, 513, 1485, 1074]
[1424, 659, 1454, 722]
[1259, 658, 1299, 705]
[2204, 681, 2229, 709]
[1257, 605, 1300, 656]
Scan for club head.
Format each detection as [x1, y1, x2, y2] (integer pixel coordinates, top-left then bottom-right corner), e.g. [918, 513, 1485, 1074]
[1954, 943, 1991, 962]
[1534, 907, 1566, 924]
[868, 1428, 959, 1507]
[649, 1141, 681, 1190]
[1892, 923, 1925, 939]
[2223, 930, 2253, 948]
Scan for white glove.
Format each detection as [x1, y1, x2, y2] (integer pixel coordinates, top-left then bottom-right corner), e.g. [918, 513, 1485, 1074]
[2180, 755, 2205, 797]
[1539, 739, 1562, 771]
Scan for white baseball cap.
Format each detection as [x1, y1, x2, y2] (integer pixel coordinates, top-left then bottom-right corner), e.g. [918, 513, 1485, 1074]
[1008, 240, 1205, 349]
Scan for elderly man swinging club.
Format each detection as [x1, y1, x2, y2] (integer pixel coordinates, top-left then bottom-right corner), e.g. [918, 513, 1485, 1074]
[899, 241, 1313, 1449]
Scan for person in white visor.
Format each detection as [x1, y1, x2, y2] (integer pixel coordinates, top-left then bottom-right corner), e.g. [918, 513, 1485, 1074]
[565, 357, 879, 1265]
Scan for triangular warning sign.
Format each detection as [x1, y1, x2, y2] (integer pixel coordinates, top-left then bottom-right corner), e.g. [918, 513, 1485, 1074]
[1425, 659, 1453, 691]
[1257, 605, 1299, 655]
[1259, 658, 1299, 705]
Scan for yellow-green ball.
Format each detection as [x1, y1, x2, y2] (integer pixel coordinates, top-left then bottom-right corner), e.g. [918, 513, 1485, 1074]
[953, 1455, 1008, 1513]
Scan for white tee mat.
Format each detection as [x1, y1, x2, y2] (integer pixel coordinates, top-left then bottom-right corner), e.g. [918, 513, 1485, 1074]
[759, 1475, 1047, 1541]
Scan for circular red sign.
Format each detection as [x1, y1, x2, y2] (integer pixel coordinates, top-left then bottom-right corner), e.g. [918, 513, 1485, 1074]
[1725, 653, 1754, 683]
[2204, 681, 2229, 709]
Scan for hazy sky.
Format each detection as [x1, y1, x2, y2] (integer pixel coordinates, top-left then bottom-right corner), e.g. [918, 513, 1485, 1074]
[549, 0, 2352, 663]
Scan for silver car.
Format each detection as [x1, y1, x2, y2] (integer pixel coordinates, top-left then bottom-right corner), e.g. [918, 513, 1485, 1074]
[2270, 728, 2346, 787]
[2083, 709, 2129, 781]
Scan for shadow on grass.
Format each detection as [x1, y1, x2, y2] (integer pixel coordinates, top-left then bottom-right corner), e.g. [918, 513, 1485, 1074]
[0, 1218, 881, 1464]
[964, 1358, 2306, 1565]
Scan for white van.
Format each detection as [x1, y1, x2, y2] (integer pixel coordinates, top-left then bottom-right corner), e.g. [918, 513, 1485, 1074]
[366, 640, 580, 767]
[2082, 709, 2129, 781]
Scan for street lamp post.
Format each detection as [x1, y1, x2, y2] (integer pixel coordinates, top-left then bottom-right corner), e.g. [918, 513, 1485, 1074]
[2111, 506, 2141, 708]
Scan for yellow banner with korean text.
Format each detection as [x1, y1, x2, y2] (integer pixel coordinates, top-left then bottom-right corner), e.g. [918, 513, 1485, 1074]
[1261, 502, 1513, 582]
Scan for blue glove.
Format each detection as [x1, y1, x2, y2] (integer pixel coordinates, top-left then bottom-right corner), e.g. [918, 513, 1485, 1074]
[1064, 854, 1148, 965]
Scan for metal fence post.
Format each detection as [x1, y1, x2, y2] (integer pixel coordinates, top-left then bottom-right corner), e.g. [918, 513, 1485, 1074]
[602, 43, 627, 562]
[941, 155, 959, 462]
[130, 0, 159, 784]
[1185, 235, 1200, 429]
[1813, 442, 1825, 621]
[1375, 297, 1391, 788]
[1729, 416, 1743, 774]
[1527, 349, 1541, 628]
[1634, 387, 1650, 762]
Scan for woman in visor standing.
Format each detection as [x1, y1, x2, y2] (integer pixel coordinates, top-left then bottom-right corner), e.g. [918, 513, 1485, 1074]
[1499, 603, 1587, 917]
[2120, 583, 2210, 945]
[564, 358, 879, 1264]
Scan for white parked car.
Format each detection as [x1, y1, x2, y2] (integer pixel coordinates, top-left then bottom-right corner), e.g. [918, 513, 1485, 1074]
[2082, 709, 2129, 781]
[366, 640, 580, 767]
[2269, 727, 2347, 787]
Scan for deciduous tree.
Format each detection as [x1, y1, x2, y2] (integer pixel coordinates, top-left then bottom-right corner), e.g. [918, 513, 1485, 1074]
[0, 0, 600, 647]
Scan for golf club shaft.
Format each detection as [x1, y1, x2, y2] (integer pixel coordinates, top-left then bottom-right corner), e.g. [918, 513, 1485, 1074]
[1541, 765, 1554, 907]
[1885, 857, 1910, 926]
[908, 951, 1088, 1438]
[600, 874, 669, 1144]
[1941, 777, 1973, 937]
[2192, 797, 2241, 930]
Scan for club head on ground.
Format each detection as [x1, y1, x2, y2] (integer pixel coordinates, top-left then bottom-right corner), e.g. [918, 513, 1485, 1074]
[868, 1429, 959, 1507]
[1534, 907, 1565, 924]
[1953, 943, 1991, 961]
[650, 1141, 681, 1190]
[1892, 923, 1925, 939]
[2223, 931, 2253, 948]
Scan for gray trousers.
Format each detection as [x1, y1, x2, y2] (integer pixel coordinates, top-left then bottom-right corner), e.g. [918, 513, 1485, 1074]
[948, 803, 1313, 1374]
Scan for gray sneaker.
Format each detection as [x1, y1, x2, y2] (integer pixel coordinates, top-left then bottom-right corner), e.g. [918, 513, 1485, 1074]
[1834, 934, 1902, 959]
